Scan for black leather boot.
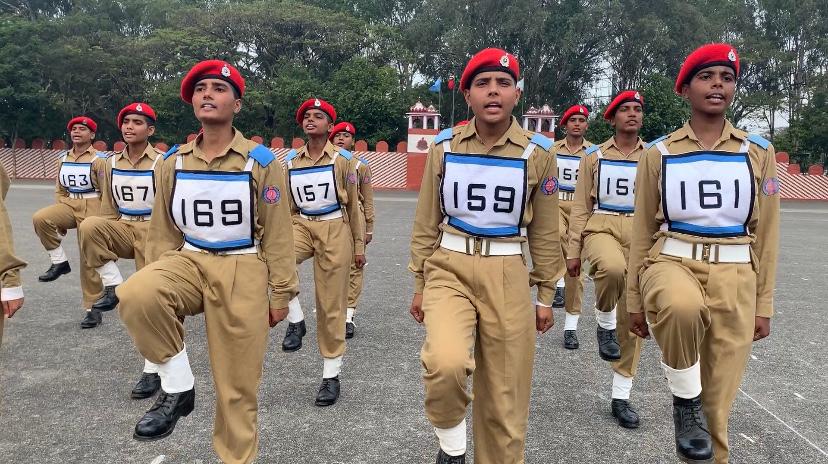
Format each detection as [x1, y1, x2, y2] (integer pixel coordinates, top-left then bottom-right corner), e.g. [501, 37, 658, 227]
[80, 309, 102, 329]
[91, 285, 119, 311]
[552, 287, 565, 308]
[563, 330, 579, 349]
[436, 449, 465, 464]
[345, 320, 355, 339]
[282, 320, 306, 352]
[131, 372, 161, 399]
[133, 388, 195, 441]
[597, 326, 621, 361]
[673, 395, 714, 463]
[315, 376, 340, 407]
[611, 399, 641, 428]
[38, 261, 71, 282]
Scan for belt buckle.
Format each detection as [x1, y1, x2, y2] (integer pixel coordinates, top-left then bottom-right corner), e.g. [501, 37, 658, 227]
[701, 244, 712, 262]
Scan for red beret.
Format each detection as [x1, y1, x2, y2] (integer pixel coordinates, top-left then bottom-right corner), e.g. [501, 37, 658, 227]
[117, 102, 157, 127]
[560, 105, 589, 125]
[603, 90, 644, 121]
[180, 60, 245, 104]
[459, 48, 520, 91]
[296, 98, 337, 125]
[454, 120, 470, 127]
[329, 121, 356, 140]
[675, 43, 739, 94]
[67, 116, 97, 133]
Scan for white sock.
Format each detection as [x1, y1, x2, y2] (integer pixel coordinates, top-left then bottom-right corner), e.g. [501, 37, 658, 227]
[346, 307, 355, 323]
[287, 297, 304, 323]
[157, 345, 195, 393]
[323, 356, 343, 379]
[564, 313, 580, 331]
[595, 307, 617, 330]
[48, 246, 68, 264]
[143, 359, 160, 374]
[612, 372, 634, 400]
[662, 359, 702, 399]
[556, 277, 565, 288]
[96, 261, 124, 287]
[434, 420, 467, 456]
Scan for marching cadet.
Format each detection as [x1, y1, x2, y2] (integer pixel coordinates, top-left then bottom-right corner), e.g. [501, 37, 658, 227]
[77, 102, 164, 399]
[627, 44, 779, 463]
[409, 48, 562, 464]
[1, 162, 26, 346]
[566, 91, 646, 428]
[552, 104, 592, 350]
[330, 121, 374, 339]
[32, 116, 106, 328]
[113, 60, 298, 464]
[281, 99, 365, 406]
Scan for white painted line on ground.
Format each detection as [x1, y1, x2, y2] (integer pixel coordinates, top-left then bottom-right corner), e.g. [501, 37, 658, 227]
[740, 433, 756, 444]
[10, 184, 54, 190]
[794, 392, 805, 399]
[375, 195, 418, 203]
[739, 388, 828, 457]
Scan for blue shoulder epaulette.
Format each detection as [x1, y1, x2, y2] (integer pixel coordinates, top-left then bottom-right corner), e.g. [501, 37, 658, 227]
[645, 135, 668, 149]
[529, 133, 553, 151]
[585, 144, 600, 155]
[284, 149, 298, 162]
[336, 147, 353, 161]
[747, 133, 770, 150]
[95, 151, 109, 159]
[249, 144, 275, 167]
[359, 157, 369, 165]
[162, 144, 180, 160]
[434, 128, 454, 144]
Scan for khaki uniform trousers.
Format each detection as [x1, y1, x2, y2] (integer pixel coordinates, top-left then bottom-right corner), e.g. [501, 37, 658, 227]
[347, 209, 366, 309]
[117, 250, 270, 464]
[582, 214, 641, 377]
[78, 217, 150, 271]
[421, 247, 535, 464]
[293, 216, 352, 358]
[558, 199, 584, 314]
[32, 197, 103, 308]
[640, 251, 756, 463]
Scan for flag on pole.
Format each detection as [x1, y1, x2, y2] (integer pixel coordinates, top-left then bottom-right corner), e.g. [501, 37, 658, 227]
[516, 78, 525, 91]
[429, 78, 442, 93]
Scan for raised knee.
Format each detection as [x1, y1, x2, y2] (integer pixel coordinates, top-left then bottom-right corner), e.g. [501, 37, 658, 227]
[421, 345, 472, 380]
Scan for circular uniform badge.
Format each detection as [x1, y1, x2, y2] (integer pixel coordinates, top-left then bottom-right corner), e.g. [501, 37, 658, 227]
[500, 55, 509, 67]
[136, 104, 143, 112]
[541, 176, 559, 195]
[221, 65, 231, 77]
[762, 177, 780, 196]
[262, 185, 280, 204]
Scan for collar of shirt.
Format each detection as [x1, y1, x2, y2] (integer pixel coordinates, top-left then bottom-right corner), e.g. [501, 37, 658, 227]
[115, 143, 159, 167]
[68, 145, 97, 161]
[456, 117, 529, 151]
[672, 120, 746, 149]
[603, 135, 644, 157]
[179, 127, 249, 161]
[296, 140, 338, 165]
[555, 138, 590, 154]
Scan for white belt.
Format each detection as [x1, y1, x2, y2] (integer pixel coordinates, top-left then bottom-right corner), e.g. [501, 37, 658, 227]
[593, 208, 634, 217]
[299, 209, 343, 221]
[439, 232, 523, 256]
[121, 215, 151, 222]
[661, 238, 751, 264]
[67, 192, 100, 200]
[182, 242, 259, 255]
[559, 191, 575, 201]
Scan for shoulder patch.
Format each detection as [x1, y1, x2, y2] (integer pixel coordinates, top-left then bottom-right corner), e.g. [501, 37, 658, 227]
[747, 133, 771, 150]
[529, 133, 553, 151]
[249, 144, 275, 167]
[96, 151, 109, 159]
[584, 144, 600, 155]
[434, 128, 454, 144]
[284, 149, 298, 162]
[645, 135, 668, 149]
[336, 147, 353, 161]
[162, 144, 180, 160]
[359, 157, 369, 165]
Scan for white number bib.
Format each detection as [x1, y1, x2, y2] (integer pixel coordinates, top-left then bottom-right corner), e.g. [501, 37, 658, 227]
[111, 156, 159, 216]
[596, 157, 637, 213]
[660, 143, 754, 237]
[556, 154, 581, 192]
[288, 161, 340, 216]
[59, 158, 95, 194]
[171, 156, 256, 251]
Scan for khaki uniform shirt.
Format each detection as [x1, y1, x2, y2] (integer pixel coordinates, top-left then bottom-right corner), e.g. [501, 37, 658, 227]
[627, 121, 780, 317]
[287, 141, 365, 255]
[408, 117, 564, 305]
[0, 162, 26, 296]
[354, 158, 375, 235]
[568, 136, 645, 258]
[145, 129, 299, 308]
[99, 144, 164, 220]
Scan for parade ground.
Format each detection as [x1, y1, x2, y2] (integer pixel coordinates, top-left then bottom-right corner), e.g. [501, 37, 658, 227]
[1, 183, 826, 464]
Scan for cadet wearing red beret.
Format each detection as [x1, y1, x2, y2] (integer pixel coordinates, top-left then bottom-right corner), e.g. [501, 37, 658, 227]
[329, 121, 355, 141]
[179, 59, 245, 104]
[560, 104, 589, 126]
[603, 91, 644, 121]
[675, 43, 739, 94]
[459, 47, 520, 90]
[116, 102, 157, 128]
[296, 98, 337, 125]
[66, 116, 97, 133]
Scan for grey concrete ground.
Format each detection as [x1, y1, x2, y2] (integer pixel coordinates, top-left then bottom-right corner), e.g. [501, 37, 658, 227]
[1, 184, 826, 463]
